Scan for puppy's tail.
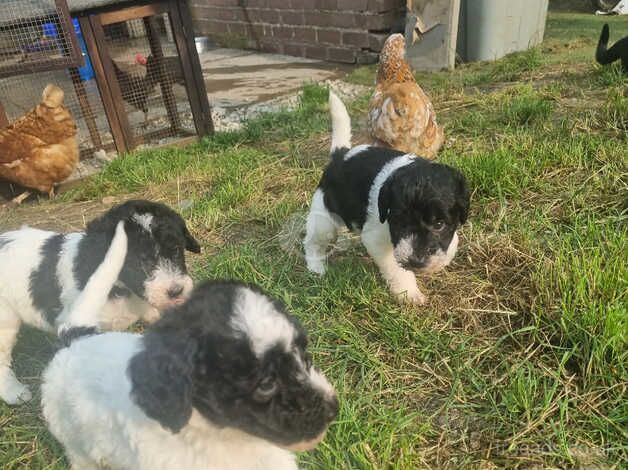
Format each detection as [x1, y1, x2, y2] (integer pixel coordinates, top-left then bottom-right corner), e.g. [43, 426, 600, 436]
[58, 221, 128, 345]
[596, 24, 614, 65]
[329, 90, 351, 153]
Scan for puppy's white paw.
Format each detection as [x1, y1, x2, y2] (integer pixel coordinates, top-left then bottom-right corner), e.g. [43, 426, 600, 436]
[399, 288, 427, 306]
[306, 258, 327, 275]
[0, 372, 32, 405]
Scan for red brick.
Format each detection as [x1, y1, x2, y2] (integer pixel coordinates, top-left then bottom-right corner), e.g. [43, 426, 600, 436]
[206, 7, 235, 21]
[268, 0, 290, 8]
[368, 32, 387, 51]
[196, 19, 230, 34]
[281, 10, 304, 25]
[316, 0, 337, 9]
[234, 7, 262, 22]
[250, 23, 268, 37]
[338, 0, 368, 11]
[342, 31, 368, 47]
[261, 39, 284, 54]
[357, 50, 379, 64]
[308, 11, 356, 28]
[367, 0, 404, 12]
[272, 25, 294, 39]
[304, 45, 328, 60]
[227, 21, 249, 36]
[359, 11, 398, 30]
[284, 43, 304, 57]
[259, 9, 280, 23]
[202, 0, 240, 6]
[293, 26, 316, 42]
[328, 47, 356, 63]
[290, 0, 314, 8]
[317, 28, 341, 45]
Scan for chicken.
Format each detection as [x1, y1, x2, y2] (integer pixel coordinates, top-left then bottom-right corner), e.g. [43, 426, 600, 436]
[0, 84, 78, 200]
[367, 34, 444, 159]
[135, 53, 185, 90]
[111, 59, 149, 118]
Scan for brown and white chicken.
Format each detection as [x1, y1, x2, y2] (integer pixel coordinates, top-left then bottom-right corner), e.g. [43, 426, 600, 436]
[0, 84, 78, 201]
[367, 34, 444, 158]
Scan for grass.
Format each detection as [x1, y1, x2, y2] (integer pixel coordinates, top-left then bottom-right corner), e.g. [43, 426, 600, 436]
[1, 11, 627, 469]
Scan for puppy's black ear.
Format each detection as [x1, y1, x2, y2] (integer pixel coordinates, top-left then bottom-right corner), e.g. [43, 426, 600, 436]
[378, 180, 393, 224]
[454, 171, 470, 225]
[129, 337, 196, 433]
[182, 224, 201, 253]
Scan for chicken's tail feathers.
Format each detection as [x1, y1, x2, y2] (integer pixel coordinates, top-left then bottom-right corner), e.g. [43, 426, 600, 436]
[596, 24, 612, 64]
[42, 84, 64, 107]
[329, 90, 352, 153]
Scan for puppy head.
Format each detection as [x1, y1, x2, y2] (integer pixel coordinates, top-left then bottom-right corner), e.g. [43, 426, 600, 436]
[378, 160, 469, 273]
[85, 200, 200, 311]
[129, 280, 338, 451]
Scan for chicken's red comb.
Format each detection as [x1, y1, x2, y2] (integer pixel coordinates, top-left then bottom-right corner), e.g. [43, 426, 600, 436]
[135, 53, 147, 65]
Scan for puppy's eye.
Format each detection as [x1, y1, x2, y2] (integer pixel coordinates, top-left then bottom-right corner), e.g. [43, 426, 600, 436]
[253, 377, 277, 402]
[431, 221, 445, 232]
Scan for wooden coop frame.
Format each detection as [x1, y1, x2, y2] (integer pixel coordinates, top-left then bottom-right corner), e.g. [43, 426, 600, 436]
[75, 0, 214, 154]
[0, 0, 213, 160]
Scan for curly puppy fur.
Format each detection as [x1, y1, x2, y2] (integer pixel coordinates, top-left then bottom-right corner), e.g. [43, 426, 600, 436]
[304, 92, 469, 304]
[0, 199, 200, 404]
[42, 280, 338, 470]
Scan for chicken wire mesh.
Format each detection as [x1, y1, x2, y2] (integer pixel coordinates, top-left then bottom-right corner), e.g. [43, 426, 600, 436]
[0, 0, 81, 78]
[0, 67, 114, 157]
[103, 13, 195, 146]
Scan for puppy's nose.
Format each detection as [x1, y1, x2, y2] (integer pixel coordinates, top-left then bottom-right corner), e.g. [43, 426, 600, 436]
[167, 285, 184, 299]
[325, 395, 339, 421]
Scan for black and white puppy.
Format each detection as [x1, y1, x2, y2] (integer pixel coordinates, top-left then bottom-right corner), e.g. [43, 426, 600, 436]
[304, 92, 469, 305]
[0, 199, 200, 404]
[42, 279, 338, 470]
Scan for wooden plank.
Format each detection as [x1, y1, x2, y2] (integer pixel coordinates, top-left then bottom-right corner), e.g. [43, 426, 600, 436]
[79, 15, 128, 154]
[55, 0, 84, 67]
[68, 67, 103, 151]
[99, 4, 167, 26]
[90, 15, 136, 150]
[172, 0, 214, 136]
[143, 15, 181, 134]
[0, 57, 77, 79]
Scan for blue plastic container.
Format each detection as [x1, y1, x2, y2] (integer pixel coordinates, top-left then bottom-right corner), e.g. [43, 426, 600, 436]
[43, 19, 95, 81]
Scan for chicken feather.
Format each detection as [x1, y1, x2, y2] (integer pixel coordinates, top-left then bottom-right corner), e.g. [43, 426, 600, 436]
[367, 34, 444, 159]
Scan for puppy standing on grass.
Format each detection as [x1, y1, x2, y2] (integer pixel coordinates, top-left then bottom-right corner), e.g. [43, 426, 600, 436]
[304, 92, 470, 304]
[42, 276, 338, 470]
[0, 199, 200, 405]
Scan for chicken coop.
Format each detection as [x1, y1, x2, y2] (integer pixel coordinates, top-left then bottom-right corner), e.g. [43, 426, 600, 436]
[0, 0, 213, 191]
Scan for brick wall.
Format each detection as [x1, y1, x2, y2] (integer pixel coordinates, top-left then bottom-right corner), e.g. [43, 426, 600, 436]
[189, 0, 405, 64]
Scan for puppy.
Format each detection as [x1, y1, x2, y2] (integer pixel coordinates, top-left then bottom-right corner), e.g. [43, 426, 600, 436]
[42, 279, 339, 470]
[304, 92, 470, 304]
[0, 199, 200, 404]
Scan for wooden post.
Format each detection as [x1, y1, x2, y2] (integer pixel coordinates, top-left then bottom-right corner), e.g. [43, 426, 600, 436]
[143, 15, 181, 134]
[169, 0, 214, 136]
[79, 15, 130, 154]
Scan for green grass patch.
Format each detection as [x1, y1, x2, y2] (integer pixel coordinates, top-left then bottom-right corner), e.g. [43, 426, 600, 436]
[1, 11, 627, 470]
